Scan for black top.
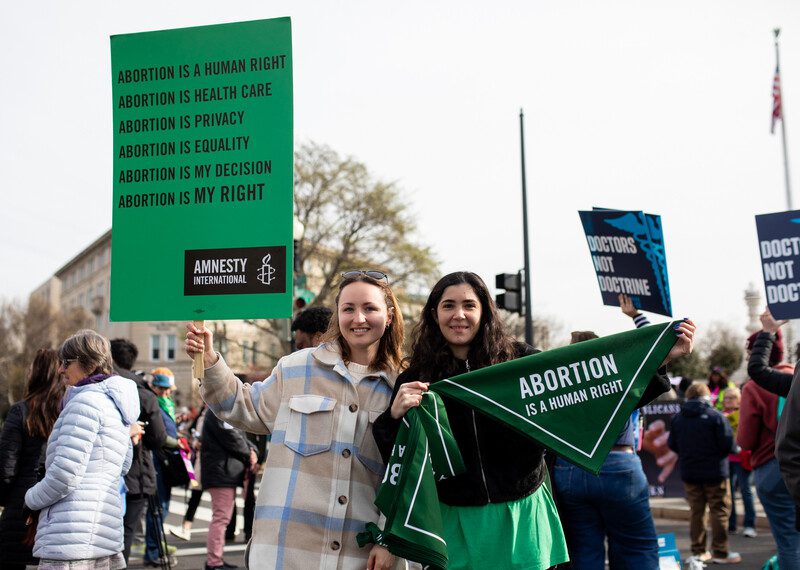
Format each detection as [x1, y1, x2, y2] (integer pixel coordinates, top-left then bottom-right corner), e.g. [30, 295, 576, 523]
[0, 401, 46, 565]
[201, 412, 254, 489]
[668, 398, 734, 483]
[747, 331, 795, 398]
[374, 343, 548, 506]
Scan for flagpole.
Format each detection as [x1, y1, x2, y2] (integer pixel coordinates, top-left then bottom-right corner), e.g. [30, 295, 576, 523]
[775, 28, 793, 209]
[519, 109, 533, 346]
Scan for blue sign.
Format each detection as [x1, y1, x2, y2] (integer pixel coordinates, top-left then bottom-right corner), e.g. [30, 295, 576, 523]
[579, 209, 672, 317]
[755, 209, 800, 319]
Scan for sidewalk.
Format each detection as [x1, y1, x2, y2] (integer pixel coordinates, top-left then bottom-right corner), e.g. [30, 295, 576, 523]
[651, 496, 771, 530]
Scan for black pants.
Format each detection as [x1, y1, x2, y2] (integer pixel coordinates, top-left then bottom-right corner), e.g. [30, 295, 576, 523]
[123, 494, 150, 562]
[244, 477, 256, 541]
[184, 489, 203, 522]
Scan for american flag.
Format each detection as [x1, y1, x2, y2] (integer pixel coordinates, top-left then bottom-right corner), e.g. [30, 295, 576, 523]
[772, 63, 782, 134]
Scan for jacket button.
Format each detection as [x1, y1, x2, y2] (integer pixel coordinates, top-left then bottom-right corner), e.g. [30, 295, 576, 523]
[331, 541, 341, 550]
[349, 403, 358, 412]
[338, 495, 348, 505]
[342, 449, 351, 458]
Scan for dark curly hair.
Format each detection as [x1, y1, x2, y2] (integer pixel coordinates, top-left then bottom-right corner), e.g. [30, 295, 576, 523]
[406, 271, 516, 380]
[110, 338, 138, 370]
[291, 306, 333, 335]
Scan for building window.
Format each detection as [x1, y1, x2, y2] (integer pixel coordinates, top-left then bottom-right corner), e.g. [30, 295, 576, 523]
[250, 342, 258, 365]
[242, 341, 251, 364]
[166, 335, 176, 361]
[213, 330, 228, 359]
[150, 335, 161, 361]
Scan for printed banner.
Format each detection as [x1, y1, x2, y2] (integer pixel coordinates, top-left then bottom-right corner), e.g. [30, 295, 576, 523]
[110, 18, 293, 321]
[430, 322, 679, 474]
[358, 393, 464, 570]
[579, 208, 672, 316]
[639, 395, 684, 498]
[755, 209, 800, 319]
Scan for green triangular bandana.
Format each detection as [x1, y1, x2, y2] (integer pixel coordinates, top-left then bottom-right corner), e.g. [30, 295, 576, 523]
[357, 392, 464, 569]
[429, 321, 679, 474]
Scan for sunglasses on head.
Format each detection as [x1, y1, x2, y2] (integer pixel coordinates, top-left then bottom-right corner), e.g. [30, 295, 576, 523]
[341, 270, 389, 283]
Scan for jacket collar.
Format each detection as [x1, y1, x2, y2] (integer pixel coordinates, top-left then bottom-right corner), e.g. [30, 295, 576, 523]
[311, 342, 396, 388]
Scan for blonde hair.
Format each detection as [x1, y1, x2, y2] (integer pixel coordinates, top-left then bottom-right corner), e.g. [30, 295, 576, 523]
[685, 381, 711, 400]
[322, 274, 405, 372]
[723, 386, 741, 400]
[59, 329, 114, 377]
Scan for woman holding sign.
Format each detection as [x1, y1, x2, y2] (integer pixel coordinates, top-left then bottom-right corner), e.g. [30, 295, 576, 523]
[185, 271, 405, 570]
[373, 271, 695, 570]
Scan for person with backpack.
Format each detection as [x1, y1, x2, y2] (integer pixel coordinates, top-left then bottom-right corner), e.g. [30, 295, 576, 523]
[110, 339, 168, 564]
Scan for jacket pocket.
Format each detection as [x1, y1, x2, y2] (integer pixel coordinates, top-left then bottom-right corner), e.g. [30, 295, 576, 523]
[284, 395, 336, 457]
[356, 411, 385, 475]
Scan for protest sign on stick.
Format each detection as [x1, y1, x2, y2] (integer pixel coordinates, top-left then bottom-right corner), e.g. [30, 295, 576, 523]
[579, 208, 672, 316]
[755, 209, 800, 319]
[110, 18, 293, 324]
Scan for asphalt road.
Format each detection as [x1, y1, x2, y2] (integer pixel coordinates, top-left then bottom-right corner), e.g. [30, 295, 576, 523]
[125, 489, 783, 569]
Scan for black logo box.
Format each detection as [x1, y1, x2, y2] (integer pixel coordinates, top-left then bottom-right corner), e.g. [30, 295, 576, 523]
[184, 246, 287, 296]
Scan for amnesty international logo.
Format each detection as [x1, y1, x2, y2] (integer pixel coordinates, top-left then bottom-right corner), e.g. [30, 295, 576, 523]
[184, 245, 287, 296]
[258, 254, 276, 285]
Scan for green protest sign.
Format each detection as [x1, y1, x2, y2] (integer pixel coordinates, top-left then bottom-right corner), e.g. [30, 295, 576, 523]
[430, 321, 678, 474]
[110, 18, 293, 321]
[358, 393, 464, 570]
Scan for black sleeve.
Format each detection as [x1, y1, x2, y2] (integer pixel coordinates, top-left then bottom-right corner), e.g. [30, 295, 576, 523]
[0, 403, 24, 505]
[747, 332, 793, 397]
[373, 370, 415, 464]
[636, 367, 671, 408]
[140, 389, 167, 450]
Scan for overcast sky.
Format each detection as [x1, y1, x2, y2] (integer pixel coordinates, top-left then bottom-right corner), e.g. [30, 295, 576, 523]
[2, 0, 798, 339]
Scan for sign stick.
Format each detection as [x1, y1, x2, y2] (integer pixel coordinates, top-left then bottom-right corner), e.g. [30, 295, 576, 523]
[193, 319, 205, 380]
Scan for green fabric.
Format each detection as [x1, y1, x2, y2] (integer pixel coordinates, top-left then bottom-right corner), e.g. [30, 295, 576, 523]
[157, 395, 176, 422]
[778, 396, 786, 420]
[429, 321, 679, 474]
[440, 486, 569, 570]
[357, 392, 464, 569]
[362, 323, 678, 566]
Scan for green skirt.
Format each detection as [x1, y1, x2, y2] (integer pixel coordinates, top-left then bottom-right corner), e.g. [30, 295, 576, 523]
[440, 484, 569, 570]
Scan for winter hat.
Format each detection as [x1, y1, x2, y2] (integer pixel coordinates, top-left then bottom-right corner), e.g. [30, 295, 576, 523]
[151, 367, 175, 388]
[746, 329, 784, 366]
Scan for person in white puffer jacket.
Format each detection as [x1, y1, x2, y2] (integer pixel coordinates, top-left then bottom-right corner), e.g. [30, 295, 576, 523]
[25, 329, 140, 570]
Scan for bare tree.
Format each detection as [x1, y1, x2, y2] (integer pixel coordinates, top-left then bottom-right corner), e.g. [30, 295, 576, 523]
[246, 141, 440, 358]
[0, 298, 92, 412]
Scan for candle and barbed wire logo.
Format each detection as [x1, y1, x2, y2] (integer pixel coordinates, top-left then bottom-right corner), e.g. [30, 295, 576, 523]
[184, 246, 286, 296]
[258, 254, 276, 285]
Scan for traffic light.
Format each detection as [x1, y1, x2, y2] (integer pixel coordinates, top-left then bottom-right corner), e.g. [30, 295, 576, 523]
[495, 272, 523, 314]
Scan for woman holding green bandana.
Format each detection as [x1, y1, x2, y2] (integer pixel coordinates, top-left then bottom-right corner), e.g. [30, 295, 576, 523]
[373, 271, 569, 569]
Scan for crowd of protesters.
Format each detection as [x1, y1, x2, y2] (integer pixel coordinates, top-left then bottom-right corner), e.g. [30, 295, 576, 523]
[7, 271, 800, 569]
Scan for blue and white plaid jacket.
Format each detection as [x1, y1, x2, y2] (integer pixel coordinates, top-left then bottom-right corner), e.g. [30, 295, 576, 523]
[201, 342, 406, 570]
